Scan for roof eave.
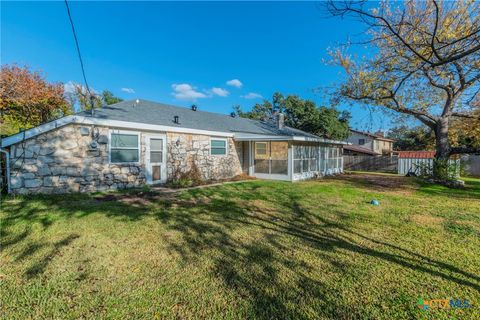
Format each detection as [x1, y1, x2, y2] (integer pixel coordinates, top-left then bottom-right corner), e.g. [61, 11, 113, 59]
[1, 115, 234, 147]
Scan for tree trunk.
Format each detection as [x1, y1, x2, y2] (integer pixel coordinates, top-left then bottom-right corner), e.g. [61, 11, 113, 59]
[433, 117, 453, 181]
[434, 117, 450, 160]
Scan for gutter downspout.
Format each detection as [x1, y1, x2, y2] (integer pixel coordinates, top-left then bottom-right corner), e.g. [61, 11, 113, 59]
[0, 148, 11, 194]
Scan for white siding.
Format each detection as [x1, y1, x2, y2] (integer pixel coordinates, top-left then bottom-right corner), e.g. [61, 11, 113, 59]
[398, 158, 460, 176]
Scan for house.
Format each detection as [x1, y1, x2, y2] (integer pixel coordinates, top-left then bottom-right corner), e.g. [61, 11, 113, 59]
[1, 100, 346, 194]
[344, 129, 394, 156]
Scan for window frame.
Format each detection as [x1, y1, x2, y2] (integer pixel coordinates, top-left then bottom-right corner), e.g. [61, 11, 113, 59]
[149, 137, 164, 164]
[255, 142, 268, 156]
[109, 130, 141, 164]
[358, 138, 365, 145]
[210, 137, 228, 156]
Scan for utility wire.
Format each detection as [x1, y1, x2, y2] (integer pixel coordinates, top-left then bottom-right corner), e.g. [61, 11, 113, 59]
[64, 0, 93, 100]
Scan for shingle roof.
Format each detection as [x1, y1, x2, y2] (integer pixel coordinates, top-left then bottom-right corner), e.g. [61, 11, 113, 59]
[79, 99, 321, 139]
[343, 145, 380, 155]
[397, 151, 435, 159]
[350, 129, 395, 142]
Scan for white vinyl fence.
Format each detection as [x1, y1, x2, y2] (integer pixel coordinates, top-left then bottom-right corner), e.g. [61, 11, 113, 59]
[398, 158, 460, 176]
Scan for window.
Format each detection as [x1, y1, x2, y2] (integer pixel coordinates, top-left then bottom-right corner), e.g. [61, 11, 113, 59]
[150, 138, 163, 163]
[211, 139, 227, 155]
[110, 133, 139, 163]
[359, 138, 365, 145]
[255, 142, 267, 155]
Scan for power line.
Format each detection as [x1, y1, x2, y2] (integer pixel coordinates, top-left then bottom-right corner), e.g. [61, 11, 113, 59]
[64, 0, 92, 99]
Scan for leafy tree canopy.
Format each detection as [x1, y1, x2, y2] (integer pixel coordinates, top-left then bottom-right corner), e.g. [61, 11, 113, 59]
[327, 0, 480, 161]
[234, 92, 351, 140]
[0, 64, 70, 136]
[101, 90, 123, 105]
[387, 125, 435, 151]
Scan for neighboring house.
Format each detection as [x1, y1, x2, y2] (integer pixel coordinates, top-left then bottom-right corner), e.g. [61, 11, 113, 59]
[344, 129, 394, 156]
[1, 100, 346, 194]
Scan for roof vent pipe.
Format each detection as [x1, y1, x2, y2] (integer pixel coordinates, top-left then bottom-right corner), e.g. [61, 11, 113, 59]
[173, 115, 179, 124]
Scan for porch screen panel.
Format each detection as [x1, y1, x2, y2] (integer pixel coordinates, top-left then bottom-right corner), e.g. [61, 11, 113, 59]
[294, 144, 302, 174]
[309, 146, 318, 172]
[270, 142, 288, 174]
[254, 142, 270, 174]
[294, 143, 321, 174]
[328, 147, 336, 170]
[319, 146, 326, 173]
[302, 146, 309, 173]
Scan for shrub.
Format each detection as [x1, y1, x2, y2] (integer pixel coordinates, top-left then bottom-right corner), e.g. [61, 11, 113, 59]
[167, 159, 204, 188]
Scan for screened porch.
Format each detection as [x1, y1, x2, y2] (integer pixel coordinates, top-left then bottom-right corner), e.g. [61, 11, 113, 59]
[241, 140, 343, 181]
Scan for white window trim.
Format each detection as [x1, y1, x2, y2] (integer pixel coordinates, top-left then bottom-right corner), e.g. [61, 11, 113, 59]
[109, 129, 141, 164]
[145, 133, 167, 184]
[210, 137, 228, 156]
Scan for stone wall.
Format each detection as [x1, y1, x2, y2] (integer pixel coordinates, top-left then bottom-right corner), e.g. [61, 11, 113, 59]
[9, 124, 146, 194]
[8, 124, 243, 194]
[166, 133, 243, 181]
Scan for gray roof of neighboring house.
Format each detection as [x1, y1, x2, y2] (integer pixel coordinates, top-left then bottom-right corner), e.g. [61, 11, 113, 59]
[79, 99, 321, 139]
[343, 145, 380, 155]
[349, 129, 394, 142]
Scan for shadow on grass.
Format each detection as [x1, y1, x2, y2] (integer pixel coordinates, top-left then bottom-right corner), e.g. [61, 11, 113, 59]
[2, 180, 479, 318]
[416, 177, 480, 199]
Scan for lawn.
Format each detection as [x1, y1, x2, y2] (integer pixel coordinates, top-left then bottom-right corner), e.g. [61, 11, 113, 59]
[1, 173, 479, 319]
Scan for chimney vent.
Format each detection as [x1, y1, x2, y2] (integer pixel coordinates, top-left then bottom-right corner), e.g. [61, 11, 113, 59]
[276, 113, 285, 129]
[173, 115, 179, 124]
[375, 130, 384, 137]
[191, 104, 197, 111]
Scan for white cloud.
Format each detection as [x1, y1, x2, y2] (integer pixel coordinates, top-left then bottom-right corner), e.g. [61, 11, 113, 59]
[121, 87, 135, 94]
[210, 87, 229, 97]
[242, 92, 263, 99]
[226, 79, 243, 88]
[171, 83, 207, 101]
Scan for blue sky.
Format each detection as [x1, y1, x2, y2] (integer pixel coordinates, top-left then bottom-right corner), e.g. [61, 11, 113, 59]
[1, 1, 394, 131]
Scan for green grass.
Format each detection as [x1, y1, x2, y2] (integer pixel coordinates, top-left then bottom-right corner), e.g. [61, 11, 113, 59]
[1, 174, 479, 319]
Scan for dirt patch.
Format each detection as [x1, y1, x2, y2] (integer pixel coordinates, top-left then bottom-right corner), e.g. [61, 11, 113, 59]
[93, 188, 217, 208]
[334, 173, 417, 193]
[94, 191, 178, 207]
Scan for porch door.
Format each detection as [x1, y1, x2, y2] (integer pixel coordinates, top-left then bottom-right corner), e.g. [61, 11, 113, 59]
[146, 135, 167, 184]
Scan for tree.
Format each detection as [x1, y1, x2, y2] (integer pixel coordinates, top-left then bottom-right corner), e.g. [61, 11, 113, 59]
[65, 82, 101, 112]
[233, 101, 275, 120]
[101, 90, 123, 105]
[0, 64, 70, 136]
[65, 85, 123, 111]
[387, 126, 435, 151]
[449, 108, 480, 150]
[327, 0, 480, 179]
[234, 93, 351, 140]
